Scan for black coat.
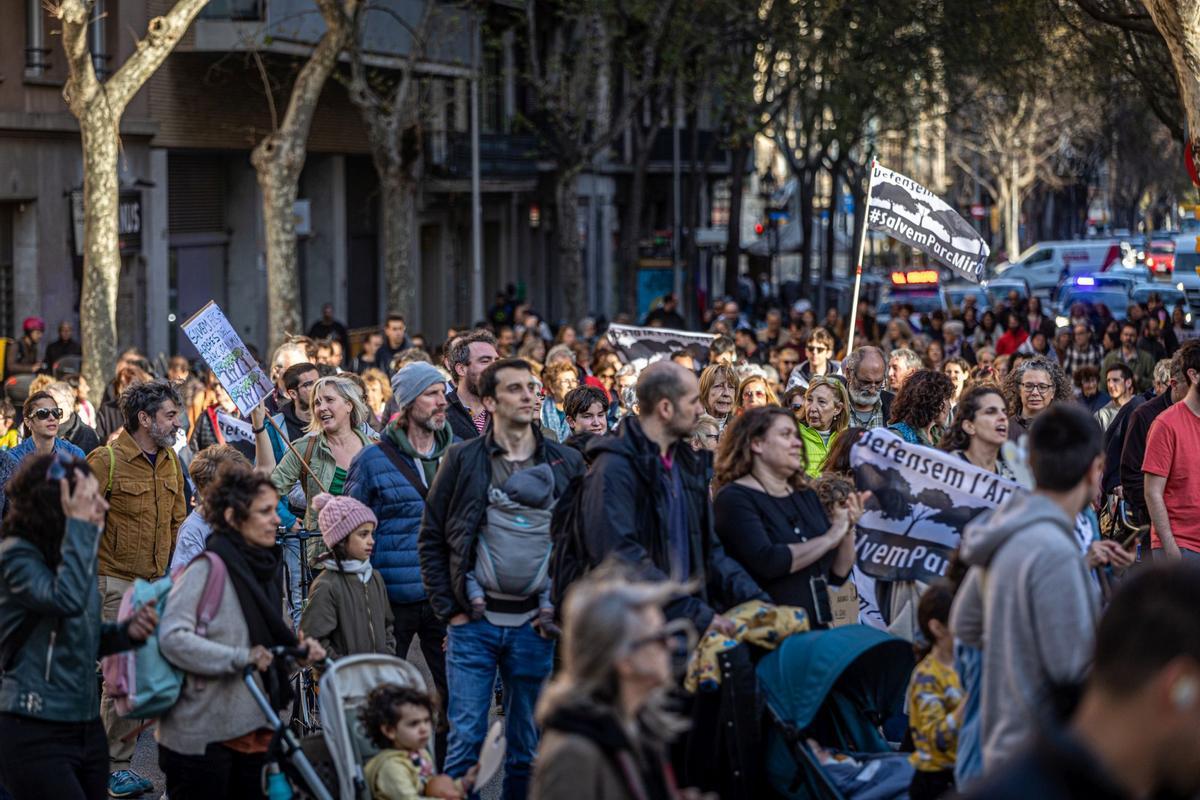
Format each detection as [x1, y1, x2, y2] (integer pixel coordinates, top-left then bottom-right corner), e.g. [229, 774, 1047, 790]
[1120, 390, 1173, 522]
[445, 389, 480, 441]
[418, 426, 585, 622]
[580, 416, 766, 631]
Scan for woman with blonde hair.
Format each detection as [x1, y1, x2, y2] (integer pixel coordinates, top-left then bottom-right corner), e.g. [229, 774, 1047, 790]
[360, 367, 392, 432]
[798, 376, 850, 478]
[259, 375, 374, 552]
[532, 567, 696, 800]
[735, 373, 778, 413]
[699, 363, 738, 431]
[712, 407, 867, 627]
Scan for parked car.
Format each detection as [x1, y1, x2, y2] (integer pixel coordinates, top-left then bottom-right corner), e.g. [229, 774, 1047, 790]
[1055, 286, 1131, 327]
[945, 281, 990, 312]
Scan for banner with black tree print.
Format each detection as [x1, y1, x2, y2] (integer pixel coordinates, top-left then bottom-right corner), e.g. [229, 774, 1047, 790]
[866, 163, 990, 281]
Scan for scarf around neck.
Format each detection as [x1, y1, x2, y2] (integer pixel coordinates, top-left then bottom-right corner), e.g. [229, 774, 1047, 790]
[325, 557, 373, 584]
[206, 529, 298, 709]
[388, 422, 452, 487]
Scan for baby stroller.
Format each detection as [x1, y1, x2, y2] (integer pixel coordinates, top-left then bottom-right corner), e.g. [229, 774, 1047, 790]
[756, 625, 915, 800]
[315, 653, 429, 799]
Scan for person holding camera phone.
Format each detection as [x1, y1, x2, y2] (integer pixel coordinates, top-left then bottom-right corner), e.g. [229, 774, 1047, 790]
[712, 407, 868, 629]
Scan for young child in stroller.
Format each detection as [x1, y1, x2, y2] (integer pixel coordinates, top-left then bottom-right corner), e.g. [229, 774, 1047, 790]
[360, 684, 479, 800]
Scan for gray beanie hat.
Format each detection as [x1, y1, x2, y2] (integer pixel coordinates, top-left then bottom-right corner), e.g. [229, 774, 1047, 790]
[391, 361, 446, 410]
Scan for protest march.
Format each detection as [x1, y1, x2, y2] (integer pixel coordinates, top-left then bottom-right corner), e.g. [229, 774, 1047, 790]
[5, 22, 1200, 794]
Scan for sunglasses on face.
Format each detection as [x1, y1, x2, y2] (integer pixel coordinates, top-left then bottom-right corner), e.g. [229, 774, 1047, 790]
[31, 407, 63, 421]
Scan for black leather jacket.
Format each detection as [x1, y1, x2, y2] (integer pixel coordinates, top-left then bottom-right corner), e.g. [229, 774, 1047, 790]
[0, 519, 134, 721]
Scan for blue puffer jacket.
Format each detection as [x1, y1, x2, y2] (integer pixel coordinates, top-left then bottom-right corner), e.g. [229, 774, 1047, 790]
[345, 443, 428, 605]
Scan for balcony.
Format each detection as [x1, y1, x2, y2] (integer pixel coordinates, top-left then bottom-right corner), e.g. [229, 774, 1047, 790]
[433, 132, 544, 179]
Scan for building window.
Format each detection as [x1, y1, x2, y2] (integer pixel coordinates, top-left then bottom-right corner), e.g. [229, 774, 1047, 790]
[200, 0, 265, 21]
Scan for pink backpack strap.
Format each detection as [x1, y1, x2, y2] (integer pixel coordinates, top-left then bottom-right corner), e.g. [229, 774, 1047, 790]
[194, 552, 226, 638]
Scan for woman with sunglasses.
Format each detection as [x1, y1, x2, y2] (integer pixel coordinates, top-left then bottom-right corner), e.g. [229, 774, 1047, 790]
[0, 455, 158, 800]
[533, 568, 696, 800]
[9, 391, 85, 465]
[711, 407, 868, 629]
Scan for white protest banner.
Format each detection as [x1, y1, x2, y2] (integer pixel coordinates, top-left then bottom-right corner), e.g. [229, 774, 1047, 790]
[215, 411, 255, 445]
[181, 301, 274, 416]
[866, 162, 990, 281]
[849, 428, 1096, 628]
[850, 428, 1017, 584]
[605, 324, 716, 371]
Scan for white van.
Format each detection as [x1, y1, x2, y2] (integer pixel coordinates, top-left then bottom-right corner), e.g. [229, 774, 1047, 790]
[997, 240, 1122, 294]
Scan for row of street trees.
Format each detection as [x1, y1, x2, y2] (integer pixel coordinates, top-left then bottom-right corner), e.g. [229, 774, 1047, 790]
[53, 0, 1200, 396]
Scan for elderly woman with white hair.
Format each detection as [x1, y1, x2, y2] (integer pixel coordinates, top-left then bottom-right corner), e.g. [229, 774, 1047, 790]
[941, 319, 975, 365]
[532, 569, 698, 800]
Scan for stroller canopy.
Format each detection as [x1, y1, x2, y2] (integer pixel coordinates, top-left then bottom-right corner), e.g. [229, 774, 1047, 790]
[756, 625, 914, 732]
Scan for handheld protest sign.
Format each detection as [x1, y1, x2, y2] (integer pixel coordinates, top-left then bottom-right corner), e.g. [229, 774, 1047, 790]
[180, 301, 274, 416]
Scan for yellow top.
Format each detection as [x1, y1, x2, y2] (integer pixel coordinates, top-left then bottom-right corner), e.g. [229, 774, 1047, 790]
[906, 653, 964, 772]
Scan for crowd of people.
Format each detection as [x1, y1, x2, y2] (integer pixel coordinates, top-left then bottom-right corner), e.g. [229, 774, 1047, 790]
[0, 283, 1197, 800]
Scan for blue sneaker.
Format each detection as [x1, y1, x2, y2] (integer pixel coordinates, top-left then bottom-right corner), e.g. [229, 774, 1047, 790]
[108, 770, 152, 798]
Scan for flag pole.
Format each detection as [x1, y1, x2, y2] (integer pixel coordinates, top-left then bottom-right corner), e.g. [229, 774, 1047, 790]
[845, 159, 877, 356]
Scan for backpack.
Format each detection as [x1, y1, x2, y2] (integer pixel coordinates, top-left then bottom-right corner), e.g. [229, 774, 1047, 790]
[548, 473, 590, 608]
[100, 552, 227, 719]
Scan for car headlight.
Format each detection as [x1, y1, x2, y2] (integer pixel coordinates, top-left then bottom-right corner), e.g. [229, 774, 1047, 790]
[1188, 313, 1193, 325]
[1055, 315, 1069, 327]
[1178, 282, 1186, 291]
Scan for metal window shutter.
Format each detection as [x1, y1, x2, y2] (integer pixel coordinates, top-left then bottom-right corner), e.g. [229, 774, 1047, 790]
[168, 155, 226, 234]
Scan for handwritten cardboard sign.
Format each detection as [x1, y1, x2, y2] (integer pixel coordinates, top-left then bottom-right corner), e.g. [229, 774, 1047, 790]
[181, 301, 273, 416]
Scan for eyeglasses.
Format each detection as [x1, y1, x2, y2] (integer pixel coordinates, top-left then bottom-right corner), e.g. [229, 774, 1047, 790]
[30, 407, 63, 421]
[1020, 382, 1053, 395]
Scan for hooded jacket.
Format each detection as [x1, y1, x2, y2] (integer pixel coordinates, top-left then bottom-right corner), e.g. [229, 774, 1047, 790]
[580, 416, 766, 631]
[344, 424, 453, 605]
[949, 492, 1098, 771]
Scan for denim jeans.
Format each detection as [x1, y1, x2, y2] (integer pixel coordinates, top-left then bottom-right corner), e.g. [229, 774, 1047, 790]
[445, 618, 554, 800]
[281, 536, 303, 629]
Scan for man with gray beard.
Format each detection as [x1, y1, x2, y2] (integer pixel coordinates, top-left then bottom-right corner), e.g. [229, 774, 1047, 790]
[85, 380, 187, 797]
[346, 361, 454, 763]
[844, 346, 895, 430]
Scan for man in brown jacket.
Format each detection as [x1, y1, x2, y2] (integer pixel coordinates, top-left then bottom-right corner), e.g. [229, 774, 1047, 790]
[85, 379, 186, 797]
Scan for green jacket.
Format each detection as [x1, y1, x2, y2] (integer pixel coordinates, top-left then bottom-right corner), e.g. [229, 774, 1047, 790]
[799, 424, 839, 479]
[0, 519, 135, 722]
[270, 429, 374, 531]
[1101, 348, 1156, 394]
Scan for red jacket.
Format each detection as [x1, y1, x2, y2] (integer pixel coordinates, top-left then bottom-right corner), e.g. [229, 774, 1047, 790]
[995, 328, 1029, 356]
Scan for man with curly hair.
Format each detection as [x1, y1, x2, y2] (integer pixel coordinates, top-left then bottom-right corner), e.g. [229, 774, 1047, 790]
[84, 379, 187, 797]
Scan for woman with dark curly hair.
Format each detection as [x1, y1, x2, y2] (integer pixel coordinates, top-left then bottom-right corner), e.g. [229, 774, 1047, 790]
[887, 370, 954, 446]
[0, 454, 157, 800]
[1001, 355, 1071, 442]
[712, 407, 868, 625]
[156, 464, 326, 800]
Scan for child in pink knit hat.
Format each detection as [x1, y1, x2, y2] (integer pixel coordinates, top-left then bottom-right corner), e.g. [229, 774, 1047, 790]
[299, 494, 396, 661]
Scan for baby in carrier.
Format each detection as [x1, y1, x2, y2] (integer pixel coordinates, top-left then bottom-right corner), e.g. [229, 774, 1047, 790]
[465, 462, 559, 637]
